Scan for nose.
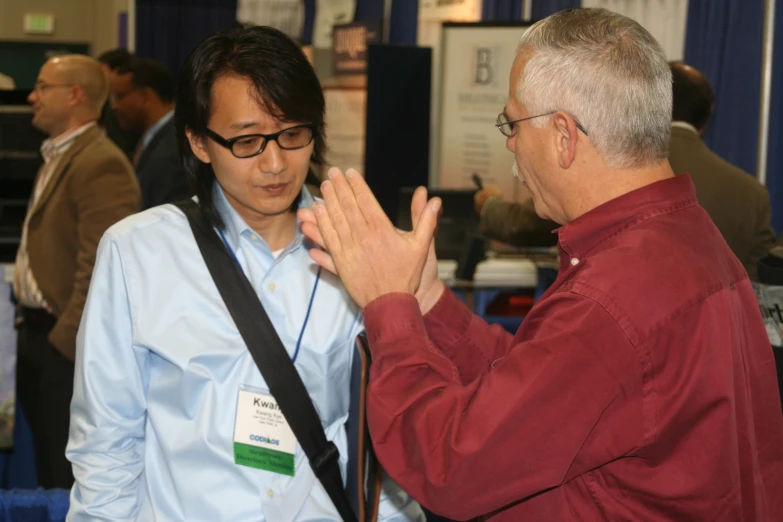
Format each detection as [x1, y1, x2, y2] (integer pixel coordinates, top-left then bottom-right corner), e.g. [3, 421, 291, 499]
[506, 133, 516, 153]
[28, 90, 38, 105]
[258, 140, 287, 176]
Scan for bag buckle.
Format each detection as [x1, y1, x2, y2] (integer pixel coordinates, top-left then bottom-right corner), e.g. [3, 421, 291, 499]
[311, 441, 340, 477]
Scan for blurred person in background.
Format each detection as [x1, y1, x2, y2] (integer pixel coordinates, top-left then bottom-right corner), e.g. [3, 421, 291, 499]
[473, 188, 557, 247]
[15, 54, 140, 489]
[111, 58, 190, 209]
[669, 62, 775, 280]
[97, 48, 140, 159]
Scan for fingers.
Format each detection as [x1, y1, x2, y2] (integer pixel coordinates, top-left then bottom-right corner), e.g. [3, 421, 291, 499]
[322, 168, 369, 239]
[411, 186, 428, 229]
[297, 208, 317, 227]
[413, 198, 441, 248]
[301, 221, 326, 250]
[345, 168, 390, 228]
[312, 200, 342, 255]
[308, 248, 338, 275]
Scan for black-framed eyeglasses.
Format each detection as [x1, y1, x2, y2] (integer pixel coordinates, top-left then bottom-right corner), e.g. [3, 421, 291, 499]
[496, 111, 589, 137]
[203, 124, 316, 159]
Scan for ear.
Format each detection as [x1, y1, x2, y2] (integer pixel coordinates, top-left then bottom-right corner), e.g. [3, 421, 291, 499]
[69, 84, 86, 109]
[186, 128, 211, 164]
[139, 86, 155, 105]
[552, 112, 579, 169]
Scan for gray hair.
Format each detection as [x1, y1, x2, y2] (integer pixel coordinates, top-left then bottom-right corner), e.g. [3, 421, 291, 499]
[516, 8, 672, 169]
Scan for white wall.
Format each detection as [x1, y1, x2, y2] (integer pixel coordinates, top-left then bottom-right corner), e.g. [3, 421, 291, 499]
[0, 0, 127, 57]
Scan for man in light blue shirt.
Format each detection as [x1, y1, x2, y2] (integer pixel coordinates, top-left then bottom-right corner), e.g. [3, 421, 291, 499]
[66, 25, 425, 522]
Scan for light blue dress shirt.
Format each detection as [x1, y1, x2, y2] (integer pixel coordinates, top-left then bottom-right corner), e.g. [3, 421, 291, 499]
[66, 185, 425, 522]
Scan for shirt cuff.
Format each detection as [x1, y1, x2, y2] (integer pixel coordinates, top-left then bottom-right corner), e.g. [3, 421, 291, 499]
[422, 288, 473, 347]
[364, 293, 426, 350]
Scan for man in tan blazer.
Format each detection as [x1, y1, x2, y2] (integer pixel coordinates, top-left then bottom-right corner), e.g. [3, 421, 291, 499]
[13, 55, 140, 488]
[669, 63, 775, 280]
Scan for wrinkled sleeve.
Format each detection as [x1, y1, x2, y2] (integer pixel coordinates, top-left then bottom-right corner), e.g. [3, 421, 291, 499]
[66, 235, 149, 522]
[363, 292, 642, 520]
[422, 288, 516, 384]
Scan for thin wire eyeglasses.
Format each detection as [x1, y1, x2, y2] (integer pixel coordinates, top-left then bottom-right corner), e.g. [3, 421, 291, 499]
[496, 111, 589, 137]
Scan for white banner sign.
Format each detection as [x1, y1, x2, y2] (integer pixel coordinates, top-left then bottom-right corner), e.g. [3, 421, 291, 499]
[322, 88, 366, 175]
[438, 24, 531, 202]
[236, 0, 304, 39]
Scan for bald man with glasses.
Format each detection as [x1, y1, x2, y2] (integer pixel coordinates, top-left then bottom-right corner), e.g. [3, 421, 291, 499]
[14, 54, 140, 488]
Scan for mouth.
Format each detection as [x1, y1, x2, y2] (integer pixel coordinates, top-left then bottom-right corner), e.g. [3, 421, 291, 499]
[260, 182, 288, 196]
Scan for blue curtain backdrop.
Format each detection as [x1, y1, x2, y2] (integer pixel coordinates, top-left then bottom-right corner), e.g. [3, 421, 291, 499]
[302, 0, 316, 44]
[354, 0, 384, 21]
[765, 5, 783, 234]
[135, 0, 239, 76]
[683, 0, 766, 179]
[532, 0, 581, 20]
[388, 0, 418, 45]
[483, 0, 522, 21]
[482, 1, 581, 23]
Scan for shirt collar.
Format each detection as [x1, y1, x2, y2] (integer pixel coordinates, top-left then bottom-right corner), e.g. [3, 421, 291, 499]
[557, 175, 698, 260]
[671, 121, 699, 135]
[40, 121, 97, 163]
[213, 182, 315, 257]
[141, 110, 174, 152]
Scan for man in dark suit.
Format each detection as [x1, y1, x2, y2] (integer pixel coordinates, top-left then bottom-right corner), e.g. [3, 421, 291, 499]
[15, 55, 140, 488]
[97, 48, 140, 160]
[111, 58, 190, 209]
[669, 63, 775, 280]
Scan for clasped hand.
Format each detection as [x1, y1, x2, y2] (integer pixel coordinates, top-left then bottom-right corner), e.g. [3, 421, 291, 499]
[297, 167, 444, 310]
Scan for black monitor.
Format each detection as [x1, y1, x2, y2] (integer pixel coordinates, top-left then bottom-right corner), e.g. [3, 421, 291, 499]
[396, 188, 485, 278]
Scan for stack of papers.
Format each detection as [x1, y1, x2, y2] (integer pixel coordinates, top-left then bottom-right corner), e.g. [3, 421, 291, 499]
[473, 258, 538, 288]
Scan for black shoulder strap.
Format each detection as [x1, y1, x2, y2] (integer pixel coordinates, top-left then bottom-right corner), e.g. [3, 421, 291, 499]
[175, 199, 358, 522]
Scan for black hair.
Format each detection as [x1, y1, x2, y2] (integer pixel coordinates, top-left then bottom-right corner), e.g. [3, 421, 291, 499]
[97, 48, 134, 71]
[175, 25, 326, 229]
[118, 58, 175, 104]
[670, 62, 715, 131]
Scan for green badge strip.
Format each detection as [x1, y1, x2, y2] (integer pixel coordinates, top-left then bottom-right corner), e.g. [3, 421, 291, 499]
[234, 442, 295, 476]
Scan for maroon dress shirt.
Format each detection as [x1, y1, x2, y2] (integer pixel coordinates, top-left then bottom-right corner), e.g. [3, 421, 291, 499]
[364, 175, 783, 521]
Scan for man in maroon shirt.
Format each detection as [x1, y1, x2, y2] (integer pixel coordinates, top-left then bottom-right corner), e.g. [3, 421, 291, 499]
[298, 8, 783, 521]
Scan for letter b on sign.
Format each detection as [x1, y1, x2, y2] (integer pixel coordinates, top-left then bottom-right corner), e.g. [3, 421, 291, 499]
[475, 49, 493, 85]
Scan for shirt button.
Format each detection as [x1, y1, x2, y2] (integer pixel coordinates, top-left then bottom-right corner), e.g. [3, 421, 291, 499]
[268, 282, 276, 292]
[570, 257, 580, 266]
[266, 489, 275, 498]
[251, 235, 259, 241]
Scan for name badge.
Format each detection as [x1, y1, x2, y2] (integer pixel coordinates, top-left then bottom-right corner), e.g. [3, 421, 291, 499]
[233, 386, 297, 476]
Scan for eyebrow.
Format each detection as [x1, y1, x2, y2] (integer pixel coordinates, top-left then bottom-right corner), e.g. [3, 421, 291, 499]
[228, 121, 260, 131]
